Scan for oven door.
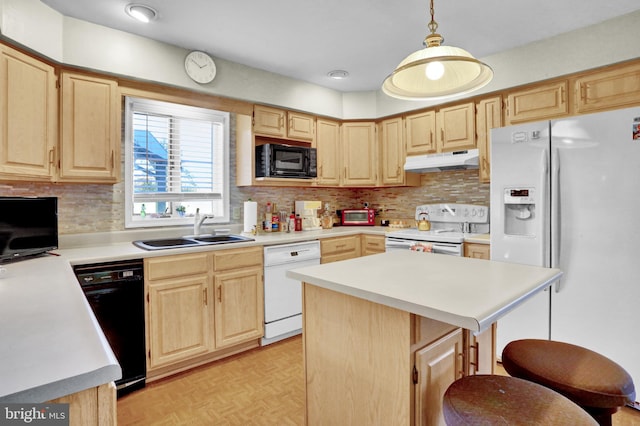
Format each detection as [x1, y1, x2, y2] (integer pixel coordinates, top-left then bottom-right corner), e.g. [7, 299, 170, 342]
[385, 237, 463, 256]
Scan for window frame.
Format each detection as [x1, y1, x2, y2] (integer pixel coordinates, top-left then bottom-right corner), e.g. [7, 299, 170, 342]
[124, 96, 230, 229]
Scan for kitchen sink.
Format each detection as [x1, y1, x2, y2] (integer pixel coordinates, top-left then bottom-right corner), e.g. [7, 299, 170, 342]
[133, 234, 254, 250]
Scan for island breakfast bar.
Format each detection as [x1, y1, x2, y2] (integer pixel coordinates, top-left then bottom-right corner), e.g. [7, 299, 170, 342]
[288, 251, 563, 425]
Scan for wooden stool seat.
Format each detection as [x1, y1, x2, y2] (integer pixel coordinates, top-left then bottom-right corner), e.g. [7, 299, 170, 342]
[443, 375, 598, 425]
[502, 339, 635, 425]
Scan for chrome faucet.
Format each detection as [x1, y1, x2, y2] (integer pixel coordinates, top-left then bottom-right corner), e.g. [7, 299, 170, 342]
[194, 210, 215, 236]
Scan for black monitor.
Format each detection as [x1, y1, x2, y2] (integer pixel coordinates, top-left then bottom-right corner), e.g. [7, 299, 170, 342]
[0, 197, 58, 263]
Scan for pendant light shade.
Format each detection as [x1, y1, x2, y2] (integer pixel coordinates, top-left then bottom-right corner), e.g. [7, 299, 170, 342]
[382, 0, 493, 101]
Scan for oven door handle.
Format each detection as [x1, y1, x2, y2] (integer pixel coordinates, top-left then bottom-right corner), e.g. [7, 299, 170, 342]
[431, 244, 461, 255]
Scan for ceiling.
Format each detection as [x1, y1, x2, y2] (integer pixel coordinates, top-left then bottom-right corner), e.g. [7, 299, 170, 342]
[40, 0, 640, 92]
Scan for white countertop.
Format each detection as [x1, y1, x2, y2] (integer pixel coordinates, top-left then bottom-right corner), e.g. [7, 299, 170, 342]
[287, 251, 560, 332]
[0, 225, 489, 402]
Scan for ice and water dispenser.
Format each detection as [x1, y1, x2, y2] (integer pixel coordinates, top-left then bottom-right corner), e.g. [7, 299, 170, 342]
[503, 188, 536, 236]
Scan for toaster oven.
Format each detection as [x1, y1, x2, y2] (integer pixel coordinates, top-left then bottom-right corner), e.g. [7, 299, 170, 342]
[341, 209, 375, 226]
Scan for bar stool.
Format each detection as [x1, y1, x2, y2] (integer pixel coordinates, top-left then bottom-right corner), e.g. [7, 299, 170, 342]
[502, 339, 636, 426]
[443, 375, 598, 425]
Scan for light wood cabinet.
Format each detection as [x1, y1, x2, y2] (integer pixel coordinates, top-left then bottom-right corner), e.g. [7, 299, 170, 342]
[379, 117, 405, 185]
[414, 328, 464, 426]
[321, 235, 361, 263]
[253, 105, 315, 142]
[505, 80, 569, 125]
[464, 242, 490, 260]
[0, 44, 57, 181]
[341, 121, 377, 186]
[58, 71, 119, 183]
[316, 118, 341, 185]
[476, 96, 503, 183]
[361, 234, 385, 256]
[405, 110, 437, 155]
[145, 253, 213, 370]
[573, 61, 640, 114]
[212, 246, 264, 348]
[437, 102, 476, 152]
[49, 382, 116, 426]
[465, 324, 496, 376]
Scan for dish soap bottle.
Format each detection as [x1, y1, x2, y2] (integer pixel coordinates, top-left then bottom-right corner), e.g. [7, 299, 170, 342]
[321, 203, 333, 229]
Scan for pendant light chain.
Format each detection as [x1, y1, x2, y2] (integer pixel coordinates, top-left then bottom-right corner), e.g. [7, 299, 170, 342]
[428, 0, 438, 34]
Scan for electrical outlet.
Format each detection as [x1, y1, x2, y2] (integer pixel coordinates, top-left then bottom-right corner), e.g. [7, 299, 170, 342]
[232, 206, 241, 219]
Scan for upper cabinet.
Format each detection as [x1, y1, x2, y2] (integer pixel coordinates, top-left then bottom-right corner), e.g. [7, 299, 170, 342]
[405, 110, 437, 155]
[476, 96, 503, 183]
[253, 105, 315, 143]
[316, 118, 341, 186]
[58, 72, 120, 183]
[0, 44, 57, 181]
[379, 117, 404, 186]
[505, 80, 569, 125]
[437, 102, 476, 152]
[341, 122, 377, 187]
[573, 61, 640, 114]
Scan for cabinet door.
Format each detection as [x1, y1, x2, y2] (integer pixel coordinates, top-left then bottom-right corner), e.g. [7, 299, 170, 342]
[253, 105, 285, 137]
[505, 80, 569, 125]
[59, 72, 119, 182]
[437, 102, 476, 152]
[287, 111, 315, 142]
[0, 45, 56, 181]
[574, 62, 640, 114]
[341, 122, 377, 186]
[414, 328, 463, 426]
[476, 96, 502, 183]
[405, 110, 437, 155]
[361, 234, 385, 256]
[316, 118, 341, 186]
[214, 266, 264, 348]
[464, 243, 490, 260]
[147, 275, 213, 369]
[379, 117, 405, 185]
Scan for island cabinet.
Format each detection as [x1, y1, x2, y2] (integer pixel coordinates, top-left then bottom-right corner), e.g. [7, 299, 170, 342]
[0, 43, 57, 181]
[320, 235, 361, 263]
[253, 104, 315, 143]
[437, 102, 476, 152]
[505, 80, 569, 125]
[475, 96, 503, 183]
[405, 110, 437, 155]
[58, 71, 120, 183]
[49, 383, 116, 426]
[341, 121, 378, 186]
[145, 247, 263, 380]
[315, 118, 341, 186]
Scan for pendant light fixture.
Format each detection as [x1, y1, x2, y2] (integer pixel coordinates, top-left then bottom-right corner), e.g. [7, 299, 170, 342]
[382, 0, 493, 101]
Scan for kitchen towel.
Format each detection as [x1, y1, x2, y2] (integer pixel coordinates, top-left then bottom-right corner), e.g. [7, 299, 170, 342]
[243, 201, 258, 233]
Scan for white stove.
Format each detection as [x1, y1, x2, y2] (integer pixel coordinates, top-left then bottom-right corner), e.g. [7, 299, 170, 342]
[385, 204, 489, 256]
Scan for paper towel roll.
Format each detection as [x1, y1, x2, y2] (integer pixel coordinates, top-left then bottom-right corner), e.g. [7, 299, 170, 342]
[243, 201, 258, 233]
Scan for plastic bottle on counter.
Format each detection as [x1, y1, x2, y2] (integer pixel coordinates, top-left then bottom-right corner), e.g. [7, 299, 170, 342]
[295, 215, 302, 232]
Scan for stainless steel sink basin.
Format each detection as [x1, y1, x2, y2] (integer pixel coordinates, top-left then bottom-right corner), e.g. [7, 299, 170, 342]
[133, 234, 254, 250]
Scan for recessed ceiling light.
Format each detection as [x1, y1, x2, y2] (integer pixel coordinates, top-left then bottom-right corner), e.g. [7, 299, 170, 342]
[125, 4, 157, 23]
[327, 70, 349, 80]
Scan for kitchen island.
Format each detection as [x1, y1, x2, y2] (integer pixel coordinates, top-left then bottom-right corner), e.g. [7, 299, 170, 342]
[288, 251, 562, 425]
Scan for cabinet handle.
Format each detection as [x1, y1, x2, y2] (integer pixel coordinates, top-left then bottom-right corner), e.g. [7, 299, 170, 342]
[203, 288, 208, 305]
[111, 150, 115, 169]
[48, 148, 55, 165]
[441, 129, 444, 142]
[560, 86, 565, 103]
[580, 83, 589, 100]
[469, 342, 479, 371]
[280, 116, 284, 130]
[217, 285, 222, 303]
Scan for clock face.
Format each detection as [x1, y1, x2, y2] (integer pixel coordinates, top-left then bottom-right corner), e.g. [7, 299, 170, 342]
[184, 51, 216, 84]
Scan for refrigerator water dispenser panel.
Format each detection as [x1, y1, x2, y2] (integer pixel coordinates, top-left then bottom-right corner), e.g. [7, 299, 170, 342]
[504, 188, 536, 237]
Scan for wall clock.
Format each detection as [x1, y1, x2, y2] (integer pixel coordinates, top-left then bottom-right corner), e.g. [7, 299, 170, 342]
[184, 51, 216, 84]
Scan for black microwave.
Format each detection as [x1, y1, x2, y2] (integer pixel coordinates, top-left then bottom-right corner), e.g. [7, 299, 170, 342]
[255, 143, 317, 178]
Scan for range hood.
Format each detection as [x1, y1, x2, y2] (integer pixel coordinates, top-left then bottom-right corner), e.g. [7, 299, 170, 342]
[404, 149, 479, 173]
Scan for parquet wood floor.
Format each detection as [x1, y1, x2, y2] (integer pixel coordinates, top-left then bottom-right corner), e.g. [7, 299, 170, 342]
[119, 335, 640, 425]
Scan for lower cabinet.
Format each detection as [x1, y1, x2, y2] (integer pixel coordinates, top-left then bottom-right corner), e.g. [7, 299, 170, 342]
[145, 247, 263, 378]
[320, 235, 361, 263]
[361, 234, 386, 256]
[464, 242, 490, 260]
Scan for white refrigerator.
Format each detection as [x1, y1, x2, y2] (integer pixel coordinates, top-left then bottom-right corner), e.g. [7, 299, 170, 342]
[490, 106, 640, 404]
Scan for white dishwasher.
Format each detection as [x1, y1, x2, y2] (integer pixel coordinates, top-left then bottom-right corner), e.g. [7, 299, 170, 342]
[262, 240, 320, 345]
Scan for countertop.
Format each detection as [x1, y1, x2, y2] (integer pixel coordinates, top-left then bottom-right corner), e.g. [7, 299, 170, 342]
[287, 250, 560, 333]
[0, 225, 488, 402]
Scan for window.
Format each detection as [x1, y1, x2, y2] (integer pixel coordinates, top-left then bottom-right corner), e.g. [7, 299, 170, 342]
[124, 97, 230, 228]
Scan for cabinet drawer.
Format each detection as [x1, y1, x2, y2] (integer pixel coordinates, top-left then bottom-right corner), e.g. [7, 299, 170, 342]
[213, 246, 263, 272]
[361, 234, 385, 256]
[145, 253, 210, 281]
[321, 236, 361, 263]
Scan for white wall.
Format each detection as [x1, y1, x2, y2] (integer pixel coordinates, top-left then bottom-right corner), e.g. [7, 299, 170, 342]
[2, 0, 640, 119]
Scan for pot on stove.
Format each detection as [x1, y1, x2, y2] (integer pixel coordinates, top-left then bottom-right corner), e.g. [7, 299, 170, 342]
[416, 213, 431, 231]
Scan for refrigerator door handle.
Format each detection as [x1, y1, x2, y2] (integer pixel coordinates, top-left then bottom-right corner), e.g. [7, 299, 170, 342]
[551, 146, 562, 292]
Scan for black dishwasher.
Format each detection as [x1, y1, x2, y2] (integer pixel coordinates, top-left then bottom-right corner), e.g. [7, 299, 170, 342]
[74, 259, 146, 397]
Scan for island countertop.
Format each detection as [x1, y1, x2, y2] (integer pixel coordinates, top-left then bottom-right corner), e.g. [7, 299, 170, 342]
[287, 251, 562, 332]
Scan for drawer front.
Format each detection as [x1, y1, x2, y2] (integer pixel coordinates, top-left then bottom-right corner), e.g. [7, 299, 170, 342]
[145, 253, 210, 281]
[321, 236, 360, 256]
[213, 246, 263, 272]
[361, 235, 385, 255]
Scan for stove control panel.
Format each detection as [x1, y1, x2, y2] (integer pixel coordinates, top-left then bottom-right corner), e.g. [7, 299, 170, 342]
[415, 204, 489, 223]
